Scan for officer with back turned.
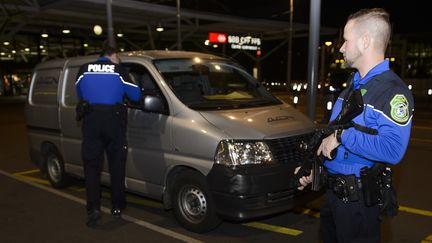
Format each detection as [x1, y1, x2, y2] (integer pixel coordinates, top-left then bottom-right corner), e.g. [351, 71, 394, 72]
[296, 8, 414, 243]
[75, 43, 141, 227]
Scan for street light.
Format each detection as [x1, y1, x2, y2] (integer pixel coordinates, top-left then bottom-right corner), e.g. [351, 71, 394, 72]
[156, 23, 164, 32]
[93, 25, 103, 35]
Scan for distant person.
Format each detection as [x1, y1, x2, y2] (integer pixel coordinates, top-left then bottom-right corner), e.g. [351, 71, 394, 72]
[75, 43, 141, 227]
[296, 8, 414, 243]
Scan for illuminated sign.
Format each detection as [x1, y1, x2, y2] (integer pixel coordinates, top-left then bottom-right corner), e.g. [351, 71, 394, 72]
[227, 35, 261, 50]
[208, 32, 227, 43]
[208, 32, 261, 51]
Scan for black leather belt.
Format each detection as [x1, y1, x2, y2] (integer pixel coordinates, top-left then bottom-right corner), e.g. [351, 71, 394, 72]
[91, 104, 118, 110]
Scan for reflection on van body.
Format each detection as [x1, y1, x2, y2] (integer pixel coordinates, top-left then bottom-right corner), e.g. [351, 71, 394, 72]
[25, 50, 317, 233]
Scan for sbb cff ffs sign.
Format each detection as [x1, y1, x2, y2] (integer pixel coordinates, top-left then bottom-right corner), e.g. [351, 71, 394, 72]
[208, 32, 261, 51]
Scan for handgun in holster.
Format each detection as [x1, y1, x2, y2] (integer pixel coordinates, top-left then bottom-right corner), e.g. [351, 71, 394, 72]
[75, 100, 91, 121]
[360, 163, 399, 217]
[360, 165, 383, 207]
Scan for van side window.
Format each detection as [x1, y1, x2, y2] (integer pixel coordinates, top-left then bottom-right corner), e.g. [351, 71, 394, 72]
[123, 63, 168, 112]
[64, 66, 80, 106]
[31, 68, 61, 105]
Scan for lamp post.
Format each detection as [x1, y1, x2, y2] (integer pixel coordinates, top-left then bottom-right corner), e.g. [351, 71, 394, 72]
[320, 41, 332, 84]
[176, 0, 182, 50]
[106, 0, 115, 48]
[286, 0, 294, 90]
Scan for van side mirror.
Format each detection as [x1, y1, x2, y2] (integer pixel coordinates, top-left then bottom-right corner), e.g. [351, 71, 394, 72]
[141, 94, 165, 113]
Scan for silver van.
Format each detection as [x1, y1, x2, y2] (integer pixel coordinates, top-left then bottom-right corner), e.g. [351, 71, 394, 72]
[25, 50, 317, 232]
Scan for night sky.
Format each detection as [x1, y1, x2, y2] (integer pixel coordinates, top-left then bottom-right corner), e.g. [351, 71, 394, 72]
[178, 0, 430, 35]
[160, 0, 430, 81]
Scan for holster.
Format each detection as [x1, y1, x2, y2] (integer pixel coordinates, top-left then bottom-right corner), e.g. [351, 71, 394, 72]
[327, 173, 361, 202]
[360, 164, 399, 217]
[114, 104, 127, 125]
[378, 167, 399, 217]
[360, 166, 381, 206]
[75, 100, 92, 121]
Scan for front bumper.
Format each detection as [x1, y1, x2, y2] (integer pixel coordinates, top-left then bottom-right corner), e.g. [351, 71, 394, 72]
[207, 163, 320, 221]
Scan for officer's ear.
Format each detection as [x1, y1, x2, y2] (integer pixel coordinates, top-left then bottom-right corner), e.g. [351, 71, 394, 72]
[108, 53, 120, 64]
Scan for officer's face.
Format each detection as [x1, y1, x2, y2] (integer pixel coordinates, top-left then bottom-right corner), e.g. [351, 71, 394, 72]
[340, 20, 362, 69]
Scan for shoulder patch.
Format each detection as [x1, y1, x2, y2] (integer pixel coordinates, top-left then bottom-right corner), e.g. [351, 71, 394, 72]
[390, 94, 409, 123]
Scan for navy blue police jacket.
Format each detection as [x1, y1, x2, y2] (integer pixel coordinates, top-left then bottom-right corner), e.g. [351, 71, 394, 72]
[324, 60, 414, 177]
[75, 57, 141, 104]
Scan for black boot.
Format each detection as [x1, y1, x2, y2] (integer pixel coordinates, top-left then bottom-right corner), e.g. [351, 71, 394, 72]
[86, 210, 101, 227]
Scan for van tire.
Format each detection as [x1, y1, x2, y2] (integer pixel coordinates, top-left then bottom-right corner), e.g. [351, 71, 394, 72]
[45, 148, 69, 188]
[171, 170, 221, 233]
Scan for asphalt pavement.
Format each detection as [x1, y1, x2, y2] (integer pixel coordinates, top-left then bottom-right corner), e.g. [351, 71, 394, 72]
[0, 170, 196, 243]
[1, 94, 432, 243]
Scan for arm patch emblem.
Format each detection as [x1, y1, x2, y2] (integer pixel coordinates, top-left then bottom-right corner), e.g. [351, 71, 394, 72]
[390, 94, 409, 123]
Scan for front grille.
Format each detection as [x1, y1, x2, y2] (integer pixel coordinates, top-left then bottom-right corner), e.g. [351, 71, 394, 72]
[266, 132, 314, 165]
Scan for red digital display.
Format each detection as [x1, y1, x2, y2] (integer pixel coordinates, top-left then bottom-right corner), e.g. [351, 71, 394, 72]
[208, 32, 227, 43]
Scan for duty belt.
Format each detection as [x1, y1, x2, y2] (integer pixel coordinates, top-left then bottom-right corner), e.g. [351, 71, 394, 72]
[327, 173, 362, 203]
[91, 104, 120, 111]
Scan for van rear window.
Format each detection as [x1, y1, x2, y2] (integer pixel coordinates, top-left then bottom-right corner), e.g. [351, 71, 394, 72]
[31, 68, 61, 105]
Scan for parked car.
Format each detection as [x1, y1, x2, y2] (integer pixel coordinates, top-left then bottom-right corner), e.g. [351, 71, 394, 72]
[25, 50, 317, 232]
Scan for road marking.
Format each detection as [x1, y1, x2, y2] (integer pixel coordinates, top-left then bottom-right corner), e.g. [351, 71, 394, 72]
[14, 173, 51, 185]
[70, 185, 86, 192]
[0, 169, 202, 243]
[399, 206, 432, 217]
[421, 234, 432, 243]
[13, 169, 50, 185]
[12, 169, 432, 237]
[13, 168, 40, 175]
[242, 222, 303, 236]
[296, 207, 320, 218]
[12, 169, 305, 236]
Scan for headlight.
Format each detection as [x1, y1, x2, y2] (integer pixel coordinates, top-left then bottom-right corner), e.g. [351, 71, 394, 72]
[214, 140, 274, 167]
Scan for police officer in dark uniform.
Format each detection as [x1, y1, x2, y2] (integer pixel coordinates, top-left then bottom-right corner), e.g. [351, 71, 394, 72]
[75, 44, 141, 227]
[297, 8, 414, 242]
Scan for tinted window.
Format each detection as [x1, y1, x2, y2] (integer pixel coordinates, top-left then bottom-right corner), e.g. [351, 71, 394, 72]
[31, 68, 61, 105]
[64, 66, 80, 106]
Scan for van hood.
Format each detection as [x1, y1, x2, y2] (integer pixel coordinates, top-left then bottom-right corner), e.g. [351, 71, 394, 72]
[199, 104, 316, 140]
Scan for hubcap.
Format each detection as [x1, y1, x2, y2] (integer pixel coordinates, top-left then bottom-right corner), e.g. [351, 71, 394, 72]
[179, 185, 207, 223]
[47, 155, 61, 183]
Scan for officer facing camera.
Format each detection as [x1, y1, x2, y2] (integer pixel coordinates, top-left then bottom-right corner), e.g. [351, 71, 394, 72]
[75, 42, 142, 227]
[296, 8, 413, 243]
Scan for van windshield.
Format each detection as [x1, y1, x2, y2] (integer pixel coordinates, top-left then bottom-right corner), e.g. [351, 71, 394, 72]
[154, 58, 282, 110]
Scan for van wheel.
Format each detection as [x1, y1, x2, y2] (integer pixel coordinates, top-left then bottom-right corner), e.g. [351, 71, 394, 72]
[171, 170, 221, 233]
[45, 148, 69, 188]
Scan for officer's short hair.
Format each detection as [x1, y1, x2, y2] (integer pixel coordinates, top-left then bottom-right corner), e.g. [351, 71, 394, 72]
[348, 8, 391, 53]
[100, 40, 117, 57]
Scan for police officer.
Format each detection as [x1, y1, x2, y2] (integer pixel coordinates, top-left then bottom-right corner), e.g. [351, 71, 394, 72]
[297, 8, 414, 243]
[75, 44, 141, 227]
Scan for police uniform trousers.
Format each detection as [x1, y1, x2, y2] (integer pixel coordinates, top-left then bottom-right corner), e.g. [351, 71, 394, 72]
[81, 105, 127, 212]
[320, 186, 381, 243]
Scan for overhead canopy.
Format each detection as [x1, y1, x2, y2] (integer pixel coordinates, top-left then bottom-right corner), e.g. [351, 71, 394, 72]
[0, 0, 337, 60]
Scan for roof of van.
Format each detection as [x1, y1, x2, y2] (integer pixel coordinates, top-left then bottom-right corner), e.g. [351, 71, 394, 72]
[120, 50, 226, 60]
[34, 50, 227, 69]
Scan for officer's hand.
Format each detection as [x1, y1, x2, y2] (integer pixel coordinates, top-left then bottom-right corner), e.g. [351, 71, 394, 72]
[317, 132, 340, 159]
[294, 166, 313, 191]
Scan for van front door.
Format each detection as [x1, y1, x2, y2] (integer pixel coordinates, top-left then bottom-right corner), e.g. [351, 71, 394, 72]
[123, 63, 172, 196]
